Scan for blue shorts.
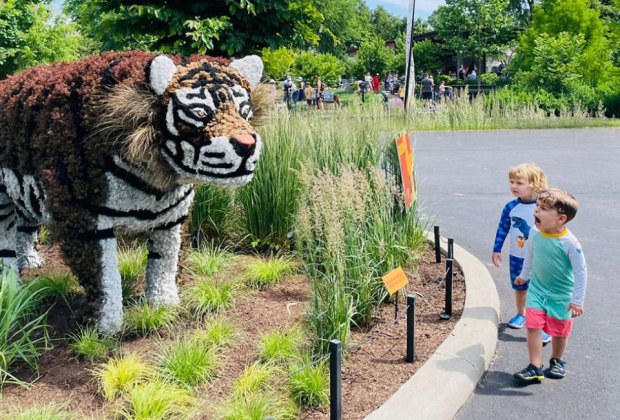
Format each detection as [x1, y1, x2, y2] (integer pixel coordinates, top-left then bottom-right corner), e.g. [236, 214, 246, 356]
[509, 255, 529, 291]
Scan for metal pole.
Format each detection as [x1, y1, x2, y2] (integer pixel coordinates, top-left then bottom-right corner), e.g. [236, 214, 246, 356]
[406, 294, 416, 363]
[448, 237, 454, 260]
[329, 340, 342, 420]
[404, 0, 417, 111]
[434, 225, 441, 263]
[440, 258, 454, 320]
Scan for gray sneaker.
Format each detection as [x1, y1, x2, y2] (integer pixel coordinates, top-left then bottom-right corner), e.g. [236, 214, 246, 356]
[546, 358, 566, 379]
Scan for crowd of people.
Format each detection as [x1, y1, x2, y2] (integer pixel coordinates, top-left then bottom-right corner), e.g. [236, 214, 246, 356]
[281, 74, 340, 110]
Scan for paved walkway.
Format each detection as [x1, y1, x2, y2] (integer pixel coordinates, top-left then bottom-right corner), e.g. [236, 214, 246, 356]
[414, 128, 620, 419]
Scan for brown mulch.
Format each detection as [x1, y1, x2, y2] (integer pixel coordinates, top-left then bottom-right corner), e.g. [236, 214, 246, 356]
[0, 246, 464, 419]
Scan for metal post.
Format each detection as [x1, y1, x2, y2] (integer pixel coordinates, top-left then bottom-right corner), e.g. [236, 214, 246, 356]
[434, 225, 441, 263]
[329, 340, 342, 420]
[440, 258, 453, 320]
[448, 237, 454, 260]
[406, 294, 416, 363]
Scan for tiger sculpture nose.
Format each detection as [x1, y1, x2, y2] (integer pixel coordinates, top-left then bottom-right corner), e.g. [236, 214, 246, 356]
[232, 133, 257, 157]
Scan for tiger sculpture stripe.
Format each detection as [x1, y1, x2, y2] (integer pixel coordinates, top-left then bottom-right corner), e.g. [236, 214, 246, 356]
[0, 50, 263, 333]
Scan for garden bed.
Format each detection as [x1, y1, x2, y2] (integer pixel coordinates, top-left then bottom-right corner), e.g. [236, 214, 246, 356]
[0, 245, 464, 419]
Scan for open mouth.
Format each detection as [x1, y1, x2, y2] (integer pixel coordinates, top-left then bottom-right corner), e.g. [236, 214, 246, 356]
[534, 216, 541, 224]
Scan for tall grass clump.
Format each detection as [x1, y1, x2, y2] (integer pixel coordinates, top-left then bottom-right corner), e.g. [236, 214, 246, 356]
[217, 392, 297, 420]
[242, 255, 298, 289]
[122, 301, 178, 336]
[259, 328, 304, 366]
[296, 159, 426, 353]
[118, 245, 147, 303]
[289, 357, 329, 408]
[93, 352, 152, 401]
[193, 317, 236, 349]
[157, 337, 219, 387]
[68, 326, 114, 363]
[186, 243, 231, 277]
[0, 270, 51, 388]
[7, 402, 77, 420]
[28, 270, 82, 305]
[232, 363, 282, 397]
[117, 380, 196, 419]
[182, 277, 235, 317]
[189, 183, 235, 241]
[236, 112, 303, 249]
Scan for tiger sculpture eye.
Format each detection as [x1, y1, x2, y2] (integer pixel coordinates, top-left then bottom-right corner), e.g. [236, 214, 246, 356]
[0, 51, 264, 333]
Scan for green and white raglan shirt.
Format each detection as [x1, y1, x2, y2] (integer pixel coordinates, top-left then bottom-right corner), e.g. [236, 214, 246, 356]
[520, 228, 588, 306]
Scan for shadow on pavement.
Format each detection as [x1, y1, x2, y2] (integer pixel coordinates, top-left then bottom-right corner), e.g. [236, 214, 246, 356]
[498, 323, 526, 343]
[474, 370, 538, 396]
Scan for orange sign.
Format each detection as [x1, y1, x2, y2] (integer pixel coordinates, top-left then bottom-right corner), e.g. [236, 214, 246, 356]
[396, 131, 415, 209]
[382, 267, 409, 295]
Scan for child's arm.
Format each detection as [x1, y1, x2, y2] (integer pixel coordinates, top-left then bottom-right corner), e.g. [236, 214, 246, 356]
[515, 229, 536, 285]
[568, 239, 587, 316]
[492, 203, 512, 267]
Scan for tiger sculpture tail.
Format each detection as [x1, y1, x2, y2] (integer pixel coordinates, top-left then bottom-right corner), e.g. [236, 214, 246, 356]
[0, 51, 263, 333]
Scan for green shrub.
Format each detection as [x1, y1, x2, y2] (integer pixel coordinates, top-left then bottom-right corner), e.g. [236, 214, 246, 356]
[259, 328, 303, 366]
[6, 402, 77, 420]
[29, 270, 82, 305]
[117, 380, 195, 419]
[157, 337, 219, 387]
[218, 392, 297, 420]
[186, 244, 231, 277]
[232, 362, 282, 397]
[122, 301, 178, 336]
[193, 317, 236, 349]
[289, 358, 329, 408]
[118, 245, 147, 303]
[0, 270, 51, 388]
[68, 326, 113, 363]
[183, 278, 235, 317]
[480, 72, 499, 85]
[243, 255, 298, 289]
[93, 352, 152, 401]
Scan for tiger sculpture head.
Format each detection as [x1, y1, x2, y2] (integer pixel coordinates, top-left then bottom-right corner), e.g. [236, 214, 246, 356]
[148, 55, 263, 187]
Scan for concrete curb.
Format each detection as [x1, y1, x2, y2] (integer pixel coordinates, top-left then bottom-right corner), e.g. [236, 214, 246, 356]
[366, 233, 500, 420]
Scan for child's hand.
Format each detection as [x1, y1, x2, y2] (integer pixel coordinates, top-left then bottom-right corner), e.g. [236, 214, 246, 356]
[568, 303, 584, 318]
[492, 252, 502, 267]
[514, 276, 526, 286]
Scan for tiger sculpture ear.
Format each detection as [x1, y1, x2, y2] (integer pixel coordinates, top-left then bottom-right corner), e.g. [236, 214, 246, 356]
[149, 55, 178, 95]
[229, 55, 263, 89]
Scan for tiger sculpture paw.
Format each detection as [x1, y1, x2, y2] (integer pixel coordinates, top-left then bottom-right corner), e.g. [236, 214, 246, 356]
[0, 51, 264, 334]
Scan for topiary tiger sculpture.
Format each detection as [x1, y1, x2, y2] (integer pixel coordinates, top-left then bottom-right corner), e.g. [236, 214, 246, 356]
[0, 51, 264, 333]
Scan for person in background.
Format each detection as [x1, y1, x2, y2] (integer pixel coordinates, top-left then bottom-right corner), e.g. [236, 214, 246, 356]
[458, 65, 465, 80]
[420, 73, 434, 106]
[470, 68, 477, 81]
[372, 73, 380, 92]
[364, 72, 373, 92]
[304, 83, 314, 107]
[314, 75, 324, 110]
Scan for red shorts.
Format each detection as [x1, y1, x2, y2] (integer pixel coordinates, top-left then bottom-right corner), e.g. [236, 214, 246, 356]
[525, 308, 573, 337]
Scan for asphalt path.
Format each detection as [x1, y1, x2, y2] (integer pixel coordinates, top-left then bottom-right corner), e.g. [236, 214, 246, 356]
[413, 127, 620, 419]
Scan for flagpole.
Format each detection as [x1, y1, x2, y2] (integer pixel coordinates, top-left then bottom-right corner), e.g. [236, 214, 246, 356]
[404, 0, 416, 111]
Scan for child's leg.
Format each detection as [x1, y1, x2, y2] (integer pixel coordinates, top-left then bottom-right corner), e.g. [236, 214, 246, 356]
[551, 336, 568, 360]
[527, 328, 543, 367]
[515, 289, 527, 316]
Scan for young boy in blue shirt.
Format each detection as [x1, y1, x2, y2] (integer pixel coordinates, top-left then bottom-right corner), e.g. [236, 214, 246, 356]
[513, 189, 587, 382]
[492, 163, 550, 344]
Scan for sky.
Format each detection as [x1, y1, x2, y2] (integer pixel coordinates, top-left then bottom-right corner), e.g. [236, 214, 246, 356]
[365, 0, 445, 20]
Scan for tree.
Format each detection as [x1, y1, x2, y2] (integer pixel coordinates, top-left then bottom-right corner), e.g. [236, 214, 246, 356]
[66, 0, 325, 57]
[412, 39, 444, 76]
[1, 1, 84, 78]
[429, 0, 517, 71]
[351, 36, 395, 79]
[314, 0, 371, 57]
[512, 0, 614, 87]
[261, 47, 296, 80]
[292, 51, 345, 87]
[370, 6, 406, 42]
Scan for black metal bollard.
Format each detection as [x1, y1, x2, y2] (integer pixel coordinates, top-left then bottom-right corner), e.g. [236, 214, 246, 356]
[440, 258, 454, 320]
[448, 237, 454, 260]
[329, 340, 342, 420]
[406, 294, 416, 363]
[434, 225, 441, 263]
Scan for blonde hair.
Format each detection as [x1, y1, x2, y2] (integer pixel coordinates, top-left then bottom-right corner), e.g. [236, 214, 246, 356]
[508, 163, 548, 192]
[537, 188, 578, 222]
